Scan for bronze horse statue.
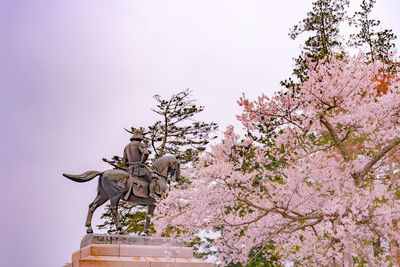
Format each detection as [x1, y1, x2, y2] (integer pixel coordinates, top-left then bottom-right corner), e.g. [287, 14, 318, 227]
[63, 155, 180, 235]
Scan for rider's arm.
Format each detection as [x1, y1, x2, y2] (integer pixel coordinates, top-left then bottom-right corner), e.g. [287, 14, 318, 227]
[139, 143, 149, 164]
[122, 146, 128, 166]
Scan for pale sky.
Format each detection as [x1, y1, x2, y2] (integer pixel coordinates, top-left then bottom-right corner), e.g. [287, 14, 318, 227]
[1, 1, 399, 266]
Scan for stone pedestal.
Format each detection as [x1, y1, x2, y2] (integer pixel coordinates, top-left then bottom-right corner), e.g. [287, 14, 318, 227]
[63, 234, 215, 267]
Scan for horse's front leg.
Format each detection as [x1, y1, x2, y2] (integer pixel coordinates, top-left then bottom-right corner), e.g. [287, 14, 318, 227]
[144, 204, 156, 235]
[110, 196, 124, 234]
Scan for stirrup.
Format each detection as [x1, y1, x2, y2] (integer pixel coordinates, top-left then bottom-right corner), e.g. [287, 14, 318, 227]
[124, 185, 132, 200]
[124, 190, 130, 200]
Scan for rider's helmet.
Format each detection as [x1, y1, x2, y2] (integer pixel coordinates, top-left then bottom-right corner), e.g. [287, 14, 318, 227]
[130, 129, 144, 141]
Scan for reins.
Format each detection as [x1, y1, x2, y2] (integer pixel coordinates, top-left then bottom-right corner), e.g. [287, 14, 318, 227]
[145, 165, 170, 182]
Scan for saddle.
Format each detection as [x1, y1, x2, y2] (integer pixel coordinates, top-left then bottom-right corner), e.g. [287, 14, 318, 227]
[124, 166, 167, 200]
[127, 162, 149, 177]
[129, 175, 150, 198]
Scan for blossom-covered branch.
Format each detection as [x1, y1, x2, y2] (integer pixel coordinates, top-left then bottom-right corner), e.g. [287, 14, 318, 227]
[155, 54, 400, 266]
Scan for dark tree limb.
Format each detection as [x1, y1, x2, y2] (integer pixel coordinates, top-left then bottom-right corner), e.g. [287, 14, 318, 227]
[319, 115, 350, 161]
[352, 137, 400, 185]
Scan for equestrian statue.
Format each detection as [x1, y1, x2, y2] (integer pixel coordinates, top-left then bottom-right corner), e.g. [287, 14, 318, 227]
[63, 129, 181, 235]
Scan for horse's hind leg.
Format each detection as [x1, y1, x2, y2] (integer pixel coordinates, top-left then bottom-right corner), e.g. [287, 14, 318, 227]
[101, 175, 125, 234]
[85, 193, 108, 234]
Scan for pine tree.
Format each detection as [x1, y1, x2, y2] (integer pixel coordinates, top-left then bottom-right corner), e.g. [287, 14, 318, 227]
[349, 0, 397, 62]
[97, 89, 218, 234]
[147, 89, 218, 163]
[287, 0, 349, 83]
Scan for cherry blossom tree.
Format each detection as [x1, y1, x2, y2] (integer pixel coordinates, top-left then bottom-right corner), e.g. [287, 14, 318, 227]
[154, 54, 400, 266]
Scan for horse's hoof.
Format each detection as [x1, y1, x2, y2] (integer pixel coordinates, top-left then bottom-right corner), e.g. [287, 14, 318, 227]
[86, 228, 93, 234]
[118, 229, 126, 235]
[140, 231, 148, 236]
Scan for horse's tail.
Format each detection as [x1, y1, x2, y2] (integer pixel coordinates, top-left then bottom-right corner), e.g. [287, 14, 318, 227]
[63, 171, 102, 183]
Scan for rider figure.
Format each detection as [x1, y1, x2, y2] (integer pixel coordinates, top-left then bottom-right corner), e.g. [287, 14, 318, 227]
[123, 129, 158, 200]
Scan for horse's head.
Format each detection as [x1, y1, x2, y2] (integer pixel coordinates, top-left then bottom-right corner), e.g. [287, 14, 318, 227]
[168, 157, 181, 182]
[152, 155, 181, 182]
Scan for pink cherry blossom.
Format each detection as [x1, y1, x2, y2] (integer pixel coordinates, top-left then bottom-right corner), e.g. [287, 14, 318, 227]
[154, 54, 400, 266]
